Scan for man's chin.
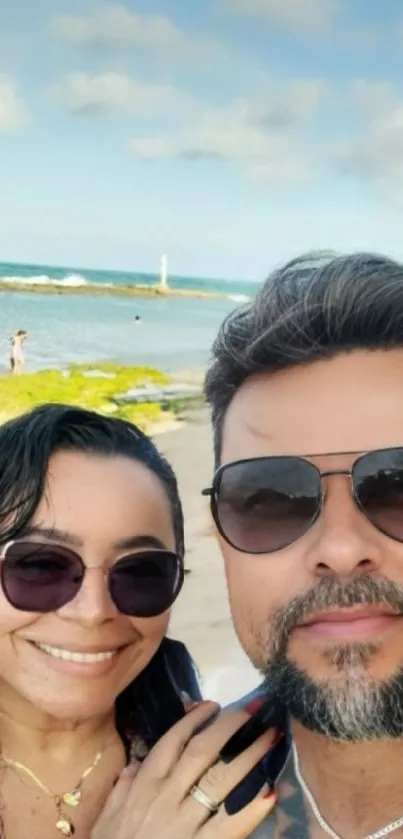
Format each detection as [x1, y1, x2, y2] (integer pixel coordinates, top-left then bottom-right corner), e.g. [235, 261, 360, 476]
[263, 656, 403, 742]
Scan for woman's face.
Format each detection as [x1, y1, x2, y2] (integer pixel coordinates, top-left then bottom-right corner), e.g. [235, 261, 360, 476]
[0, 450, 177, 723]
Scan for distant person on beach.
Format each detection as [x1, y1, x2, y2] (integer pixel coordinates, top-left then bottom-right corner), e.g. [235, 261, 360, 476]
[9, 329, 27, 373]
[202, 251, 403, 838]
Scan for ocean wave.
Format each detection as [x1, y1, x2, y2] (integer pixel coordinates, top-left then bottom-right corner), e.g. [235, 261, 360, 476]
[0, 273, 89, 288]
[228, 293, 250, 303]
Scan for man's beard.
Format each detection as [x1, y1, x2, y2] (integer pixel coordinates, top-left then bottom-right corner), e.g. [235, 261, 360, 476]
[261, 575, 403, 741]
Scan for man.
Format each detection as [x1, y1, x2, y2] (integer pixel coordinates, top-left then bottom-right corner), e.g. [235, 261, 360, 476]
[203, 251, 403, 838]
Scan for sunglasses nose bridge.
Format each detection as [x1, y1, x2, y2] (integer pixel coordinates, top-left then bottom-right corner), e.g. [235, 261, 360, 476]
[320, 468, 352, 479]
[68, 565, 118, 620]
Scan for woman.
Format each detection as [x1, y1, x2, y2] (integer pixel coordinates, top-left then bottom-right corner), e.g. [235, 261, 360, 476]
[9, 330, 27, 373]
[0, 404, 277, 839]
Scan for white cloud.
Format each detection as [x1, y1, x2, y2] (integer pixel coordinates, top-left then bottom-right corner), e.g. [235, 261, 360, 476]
[339, 81, 403, 202]
[50, 4, 223, 62]
[0, 77, 26, 134]
[129, 80, 325, 185]
[52, 73, 196, 118]
[350, 79, 396, 112]
[222, 0, 340, 34]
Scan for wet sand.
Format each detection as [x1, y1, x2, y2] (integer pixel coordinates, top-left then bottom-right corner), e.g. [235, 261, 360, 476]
[157, 409, 259, 703]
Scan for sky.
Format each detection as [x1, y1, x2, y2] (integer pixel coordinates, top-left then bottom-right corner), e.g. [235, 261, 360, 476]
[2, 0, 403, 280]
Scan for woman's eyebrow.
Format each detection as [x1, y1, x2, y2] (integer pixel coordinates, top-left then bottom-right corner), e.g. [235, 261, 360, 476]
[114, 535, 167, 551]
[17, 527, 167, 552]
[18, 525, 83, 547]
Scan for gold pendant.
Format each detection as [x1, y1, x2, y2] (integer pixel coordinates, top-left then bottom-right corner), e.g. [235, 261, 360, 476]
[62, 789, 82, 807]
[56, 817, 75, 836]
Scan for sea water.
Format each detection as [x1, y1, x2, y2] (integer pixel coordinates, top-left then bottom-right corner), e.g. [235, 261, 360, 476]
[0, 261, 260, 372]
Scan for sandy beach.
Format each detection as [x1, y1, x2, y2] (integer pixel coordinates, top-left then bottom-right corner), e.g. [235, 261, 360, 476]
[157, 408, 260, 704]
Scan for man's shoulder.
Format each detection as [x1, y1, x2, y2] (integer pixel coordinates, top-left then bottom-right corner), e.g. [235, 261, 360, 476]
[225, 683, 266, 712]
[248, 814, 276, 838]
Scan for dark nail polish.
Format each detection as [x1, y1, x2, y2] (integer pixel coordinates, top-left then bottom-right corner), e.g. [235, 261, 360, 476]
[225, 764, 269, 815]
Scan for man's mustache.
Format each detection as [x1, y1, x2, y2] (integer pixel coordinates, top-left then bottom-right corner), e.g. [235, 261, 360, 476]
[269, 575, 403, 658]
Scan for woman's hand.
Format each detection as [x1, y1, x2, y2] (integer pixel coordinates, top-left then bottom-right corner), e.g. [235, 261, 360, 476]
[92, 701, 277, 839]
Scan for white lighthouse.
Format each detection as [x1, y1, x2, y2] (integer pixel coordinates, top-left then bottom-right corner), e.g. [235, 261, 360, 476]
[158, 253, 169, 291]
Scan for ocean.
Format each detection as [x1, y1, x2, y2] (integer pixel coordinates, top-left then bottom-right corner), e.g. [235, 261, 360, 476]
[0, 261, 260, 373]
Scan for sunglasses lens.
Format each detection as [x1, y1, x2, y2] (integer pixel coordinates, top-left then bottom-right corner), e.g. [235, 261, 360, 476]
[110, 550, 184, 617]
[214, 457, 321, 553]
[354, 448, 403, 542]
[1, 542, 83, 612]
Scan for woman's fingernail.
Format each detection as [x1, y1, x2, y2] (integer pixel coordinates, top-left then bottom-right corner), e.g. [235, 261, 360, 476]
[264, 791, 277, 812]
[123, 763, 139, 776]
[180, 690, 200, 712]
[245, 698, 264, 716]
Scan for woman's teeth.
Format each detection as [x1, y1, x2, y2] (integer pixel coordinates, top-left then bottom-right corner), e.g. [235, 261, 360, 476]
[33, 642, 116, 663]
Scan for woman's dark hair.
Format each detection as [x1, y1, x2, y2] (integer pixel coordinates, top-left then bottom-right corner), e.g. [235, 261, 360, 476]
[0, 403, 201, 753]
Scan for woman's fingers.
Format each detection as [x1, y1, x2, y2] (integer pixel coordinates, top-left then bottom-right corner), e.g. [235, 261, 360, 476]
[117, 701, 219, 820]
[171, 707, 274, 797]
[177, 726, 276, 829]
[94, 763, 140, 824]
[137, 701, 220, 780]
[200, 788, 277, 839]
[91, 701, 281, 839]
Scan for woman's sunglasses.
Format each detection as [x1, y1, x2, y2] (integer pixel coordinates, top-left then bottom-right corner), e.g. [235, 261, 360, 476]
[202, 447, 403, 554]
[0, 542, 184, 617]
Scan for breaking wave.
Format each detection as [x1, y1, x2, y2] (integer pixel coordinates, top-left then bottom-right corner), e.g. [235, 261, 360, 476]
[0, 273, 89, 288]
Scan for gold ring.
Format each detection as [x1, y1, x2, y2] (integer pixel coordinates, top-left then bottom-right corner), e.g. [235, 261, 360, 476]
[189, 784, 220, 814]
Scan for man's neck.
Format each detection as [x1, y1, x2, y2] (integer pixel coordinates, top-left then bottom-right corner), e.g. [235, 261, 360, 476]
[289, 719, 403, 837]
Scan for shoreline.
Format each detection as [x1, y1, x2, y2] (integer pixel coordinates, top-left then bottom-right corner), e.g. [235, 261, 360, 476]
[0, 280, 233, 301]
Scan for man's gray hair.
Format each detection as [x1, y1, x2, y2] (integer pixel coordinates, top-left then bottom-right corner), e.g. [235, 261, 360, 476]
[204, 251, 403, 464]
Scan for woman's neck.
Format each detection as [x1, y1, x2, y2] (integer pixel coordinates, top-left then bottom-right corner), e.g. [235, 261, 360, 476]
[0, 685, 124, 778]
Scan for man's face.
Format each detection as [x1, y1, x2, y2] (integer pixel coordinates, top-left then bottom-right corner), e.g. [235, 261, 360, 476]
[218, 349, 403, 740]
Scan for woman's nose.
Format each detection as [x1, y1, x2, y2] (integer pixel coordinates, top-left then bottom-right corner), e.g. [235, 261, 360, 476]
[57, 566, 119, 625]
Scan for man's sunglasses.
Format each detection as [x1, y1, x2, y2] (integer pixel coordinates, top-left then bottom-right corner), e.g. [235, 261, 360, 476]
[0, 542, 184, 617]
[202, 447, 403, 554]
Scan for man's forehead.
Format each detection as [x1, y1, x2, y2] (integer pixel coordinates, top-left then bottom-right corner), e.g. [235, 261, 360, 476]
[220, 351, 403, 464]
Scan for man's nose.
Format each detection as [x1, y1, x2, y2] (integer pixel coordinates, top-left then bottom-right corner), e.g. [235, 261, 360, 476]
[305, 475, 383, 578]
[57, 567, 119, 625]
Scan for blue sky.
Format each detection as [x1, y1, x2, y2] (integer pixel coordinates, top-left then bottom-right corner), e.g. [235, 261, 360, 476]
[2, 0, 403, 280]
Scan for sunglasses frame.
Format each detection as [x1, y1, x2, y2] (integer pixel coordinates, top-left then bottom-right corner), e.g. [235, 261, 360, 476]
[202, 446, 403, 554]
[0, 540, 185, 616]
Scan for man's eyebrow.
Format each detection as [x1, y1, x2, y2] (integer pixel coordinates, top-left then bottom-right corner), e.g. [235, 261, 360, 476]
[18, 527, 168, 552]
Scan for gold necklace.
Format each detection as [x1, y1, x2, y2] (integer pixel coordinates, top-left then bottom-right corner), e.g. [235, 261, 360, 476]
[0, 748, 105, 836]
